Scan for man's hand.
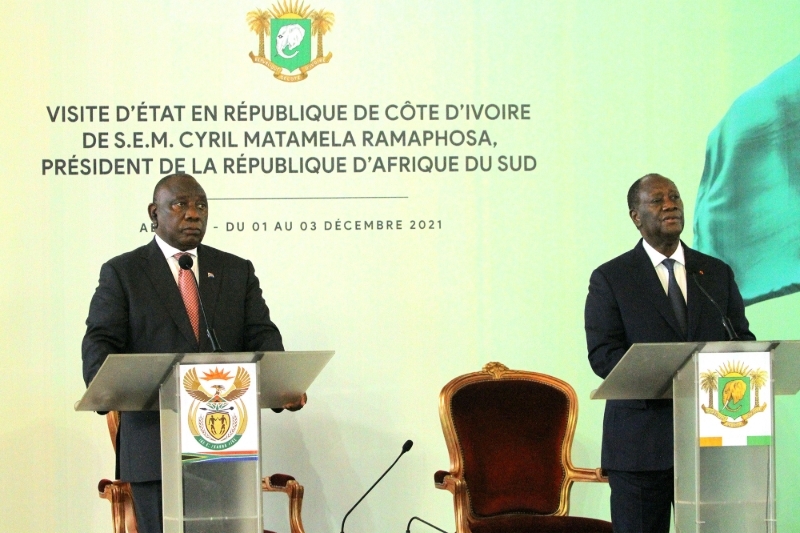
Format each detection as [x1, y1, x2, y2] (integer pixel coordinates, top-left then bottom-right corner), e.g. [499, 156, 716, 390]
[271, 393, 307, 413]
[284, 392, 307, 411]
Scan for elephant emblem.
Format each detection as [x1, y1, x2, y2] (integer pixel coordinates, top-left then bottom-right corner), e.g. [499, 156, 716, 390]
[276, 24, 305, 59]
[722, 379, 747, 411]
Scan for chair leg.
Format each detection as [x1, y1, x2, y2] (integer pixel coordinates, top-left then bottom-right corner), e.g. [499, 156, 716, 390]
[100, 480, 138, 533]
[122, 484, 138, 533]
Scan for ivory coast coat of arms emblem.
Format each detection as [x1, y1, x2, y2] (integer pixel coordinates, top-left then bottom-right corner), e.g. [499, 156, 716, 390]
[700, 360, 768, 428]
[247, 0, 334, 82]
[696, 352, 772, 448]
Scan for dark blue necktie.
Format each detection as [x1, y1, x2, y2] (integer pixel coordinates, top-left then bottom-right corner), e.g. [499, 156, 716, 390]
[663, 258, 687, 338]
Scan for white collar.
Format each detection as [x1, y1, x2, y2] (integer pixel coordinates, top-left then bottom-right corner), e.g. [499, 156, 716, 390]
[641, 238, 685, 267]
[154, 234, 198, 259]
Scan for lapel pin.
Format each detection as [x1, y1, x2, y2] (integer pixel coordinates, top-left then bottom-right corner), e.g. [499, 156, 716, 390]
[207, 272, 215, 278]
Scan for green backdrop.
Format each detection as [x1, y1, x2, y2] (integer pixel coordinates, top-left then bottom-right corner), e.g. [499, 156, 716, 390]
[1, 2, 799, 531]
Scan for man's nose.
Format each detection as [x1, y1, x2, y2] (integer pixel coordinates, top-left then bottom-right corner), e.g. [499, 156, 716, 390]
[184, 203, 202, 218]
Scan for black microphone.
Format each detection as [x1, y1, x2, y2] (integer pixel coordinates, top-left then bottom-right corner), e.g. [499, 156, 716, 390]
[340, 440, 413, 533]
[406, 516, 451, 533]
[690, 270, 738, 340]
[178, 254, 223, 352]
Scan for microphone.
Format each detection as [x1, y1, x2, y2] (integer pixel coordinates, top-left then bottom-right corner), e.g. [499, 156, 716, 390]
[178, 254, 223, 352]
[690, 270, 738, 340]
[340, 440, 413, 533]
[406, 516, 451, 533]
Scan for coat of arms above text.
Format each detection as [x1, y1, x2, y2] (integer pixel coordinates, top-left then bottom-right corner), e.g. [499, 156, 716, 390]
[247, 1, 334, 82]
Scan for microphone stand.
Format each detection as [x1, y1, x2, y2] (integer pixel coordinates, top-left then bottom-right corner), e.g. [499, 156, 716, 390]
[340, 441, 413, 533]
[406, 516, 451, 533]
[691, 272, 738, 340]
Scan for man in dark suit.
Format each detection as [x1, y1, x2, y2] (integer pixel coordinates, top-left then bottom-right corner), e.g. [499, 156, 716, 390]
[82, 173, 287, 533]
[584, 173, 754, 532]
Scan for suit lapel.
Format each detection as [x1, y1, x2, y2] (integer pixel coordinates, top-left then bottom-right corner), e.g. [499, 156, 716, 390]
[684, 245, 707, 341]
[197, 244, 222, 351]
[630, 240, 686, 339]
[141, 239, 199, 348]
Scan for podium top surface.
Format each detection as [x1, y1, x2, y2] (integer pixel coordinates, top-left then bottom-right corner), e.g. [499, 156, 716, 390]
[75, 350, 334, 412]
[589, 340, 800, 400]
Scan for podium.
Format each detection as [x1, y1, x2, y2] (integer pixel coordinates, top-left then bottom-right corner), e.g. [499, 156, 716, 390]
[591, 340, 800, 533]
[76, 350, 334, 533]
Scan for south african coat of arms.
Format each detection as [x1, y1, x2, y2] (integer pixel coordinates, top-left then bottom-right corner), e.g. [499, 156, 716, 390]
[182, 365, 253, 452]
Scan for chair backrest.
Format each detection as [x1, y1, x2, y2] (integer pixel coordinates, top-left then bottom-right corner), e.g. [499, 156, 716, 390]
[439, 362, 580, 517]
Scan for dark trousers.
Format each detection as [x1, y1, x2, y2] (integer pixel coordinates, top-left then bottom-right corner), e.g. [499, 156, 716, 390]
[607, 469, 673, 533]
[130, 480, 163, 533]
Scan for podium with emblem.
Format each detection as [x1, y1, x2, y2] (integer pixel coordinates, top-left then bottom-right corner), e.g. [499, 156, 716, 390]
[591, 340, 800, 533]
[76, 350, 334, 533]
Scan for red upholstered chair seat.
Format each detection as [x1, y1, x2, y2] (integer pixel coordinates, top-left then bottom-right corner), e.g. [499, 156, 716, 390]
[468, 514, 614, 533]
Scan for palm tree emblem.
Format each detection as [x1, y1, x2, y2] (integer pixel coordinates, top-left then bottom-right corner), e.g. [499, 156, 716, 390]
[247, 9, 272, 59]
[749, 369, 768, 407]
[310, 9, 335, 59]
[700, 370, 718, 409]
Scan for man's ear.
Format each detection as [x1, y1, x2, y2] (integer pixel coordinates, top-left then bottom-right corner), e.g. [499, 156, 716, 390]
[629, 208, 641, 229]
[148, 203, 158, 224]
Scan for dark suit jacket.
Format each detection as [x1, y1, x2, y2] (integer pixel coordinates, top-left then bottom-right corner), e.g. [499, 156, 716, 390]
[584, 239, 754, 471]
[82, 238, 284, 482]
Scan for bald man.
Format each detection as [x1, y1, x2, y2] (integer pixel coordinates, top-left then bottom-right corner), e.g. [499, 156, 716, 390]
[83, 174, 285, 533]
[584, 174, 754, 532]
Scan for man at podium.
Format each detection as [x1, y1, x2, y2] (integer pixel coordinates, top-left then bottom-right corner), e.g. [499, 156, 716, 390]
[584, 173, 754, 532]
[82, 173, 285, 533]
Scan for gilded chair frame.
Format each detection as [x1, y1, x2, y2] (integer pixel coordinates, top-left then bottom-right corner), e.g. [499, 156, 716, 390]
[435, 362, 606, 532]
[262, 473, 306, 533]
[98, 411, 138, 533]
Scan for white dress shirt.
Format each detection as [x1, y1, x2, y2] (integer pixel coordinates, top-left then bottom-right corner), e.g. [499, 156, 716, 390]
[154, 234, 200, 286]
[641, 239, 687, 303]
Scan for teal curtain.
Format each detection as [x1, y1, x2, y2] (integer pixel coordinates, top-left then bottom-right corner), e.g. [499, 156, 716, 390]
[694, 54, 800, 306]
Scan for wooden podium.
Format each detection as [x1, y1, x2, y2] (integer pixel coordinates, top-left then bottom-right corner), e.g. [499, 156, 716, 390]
[592, 340, 800, 533]
[76, 350, 334, 533]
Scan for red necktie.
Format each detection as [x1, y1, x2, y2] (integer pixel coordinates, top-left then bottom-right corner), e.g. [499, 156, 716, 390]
[174, 253, 200, 341]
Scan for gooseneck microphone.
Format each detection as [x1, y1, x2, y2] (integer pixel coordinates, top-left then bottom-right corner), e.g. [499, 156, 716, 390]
[406, 516, 451, 533]
[340, 440, 414, 533]
[690, 270, 738, 341]
[178, 254, 223, 352]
